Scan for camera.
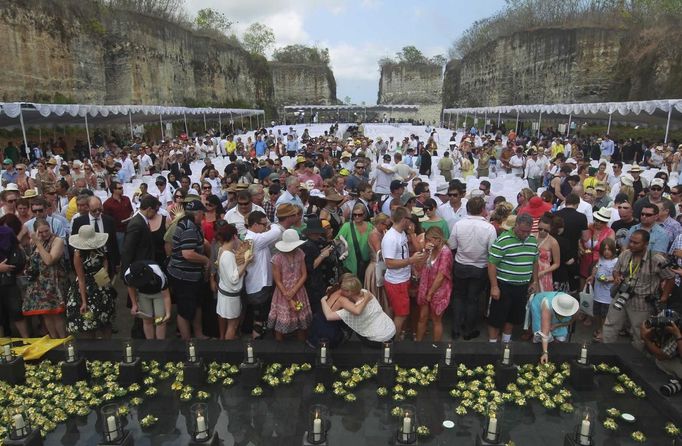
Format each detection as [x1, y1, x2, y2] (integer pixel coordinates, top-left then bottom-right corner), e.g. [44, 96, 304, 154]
[613, 281, 633, 311]
[660, 255, 678, 270]
[645, 309, 681, 329]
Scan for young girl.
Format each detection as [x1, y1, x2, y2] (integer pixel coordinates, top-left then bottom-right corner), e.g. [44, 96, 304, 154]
[268, 229, 311, 341]
[588, 238, 618, 342]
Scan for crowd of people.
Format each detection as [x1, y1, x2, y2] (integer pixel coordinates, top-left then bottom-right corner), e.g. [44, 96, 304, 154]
[1, 123, 682, 384]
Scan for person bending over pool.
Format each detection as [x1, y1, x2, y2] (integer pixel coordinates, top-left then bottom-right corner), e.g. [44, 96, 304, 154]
[320, 274, 395, 347]
[526, 291, 579, 364]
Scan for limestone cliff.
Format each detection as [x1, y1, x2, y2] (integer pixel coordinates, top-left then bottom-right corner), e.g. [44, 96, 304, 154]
[377, 63, 443, 123]
[0, 0, 338, 117]
[443, 25, 682, 108]
[270, 62, 337, 107]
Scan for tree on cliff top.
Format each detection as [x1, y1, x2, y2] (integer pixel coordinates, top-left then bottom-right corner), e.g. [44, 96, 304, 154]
[379, 46, 446, 67]
[272, 45, 331, 65]
[243, 23, 276, 57]
[451, 0, 682, 59]
[195, 8, 234, 33]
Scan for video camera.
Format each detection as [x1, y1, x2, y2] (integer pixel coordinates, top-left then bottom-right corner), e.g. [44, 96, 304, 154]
[645, 309, 681, 329]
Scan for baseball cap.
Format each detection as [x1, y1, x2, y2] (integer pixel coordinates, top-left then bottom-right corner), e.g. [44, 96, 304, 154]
[651, 178, 665, 188]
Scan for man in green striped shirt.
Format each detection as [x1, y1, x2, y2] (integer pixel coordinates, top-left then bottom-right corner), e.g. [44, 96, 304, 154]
[487, 213, 539, 343]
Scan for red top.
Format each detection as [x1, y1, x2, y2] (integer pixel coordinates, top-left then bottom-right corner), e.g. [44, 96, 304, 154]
[103, 196, 134, 232]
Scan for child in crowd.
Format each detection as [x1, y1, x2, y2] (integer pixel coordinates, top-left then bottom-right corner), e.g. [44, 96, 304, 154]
[588, 238, 618, 342]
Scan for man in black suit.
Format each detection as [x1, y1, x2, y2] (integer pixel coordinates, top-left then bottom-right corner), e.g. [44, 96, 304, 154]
[169, 152, 192, 179]
[72, 196, 120, 275]
[120, 195, 160, 273]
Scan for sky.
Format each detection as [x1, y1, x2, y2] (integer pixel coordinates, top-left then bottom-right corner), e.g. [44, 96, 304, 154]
[185, 0, 507, 105]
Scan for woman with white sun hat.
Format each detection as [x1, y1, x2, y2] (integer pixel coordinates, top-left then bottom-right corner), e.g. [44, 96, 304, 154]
[525, 291, 580, 364]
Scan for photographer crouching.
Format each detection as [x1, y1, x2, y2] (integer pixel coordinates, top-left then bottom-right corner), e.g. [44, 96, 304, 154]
[602, 229, 675, 350]
[640, 310, 682, 396]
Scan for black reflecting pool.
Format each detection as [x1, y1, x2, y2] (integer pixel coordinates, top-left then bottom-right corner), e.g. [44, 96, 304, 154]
[2, 340, 682, 445]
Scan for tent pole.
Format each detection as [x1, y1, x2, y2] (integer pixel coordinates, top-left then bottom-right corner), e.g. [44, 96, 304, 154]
[484, 112, 487, 135]
[566, 113, 572, 137]
[249, 115, 252, 130]
[218, 113, 222, 134]
[497, 111, 501, 127]
[129, 110, 134, 140]
[607, 113, 612, 135]
[203, 113, 207, 132]
[537, 111, 542, 138]
[455, 113, 459, 130]
[515, 110, 520, 134]
[19, 107, 30, 159]
[229, 112, 233, 132]
[463, 112, 468, 129]
[240, 114, 244, 130]
[447, 112, 451, 130]
[84, 113, 92, 156]
[183, 113, 188, 136]
[159, 114, 164, 141]
[665, 106, 673, 143]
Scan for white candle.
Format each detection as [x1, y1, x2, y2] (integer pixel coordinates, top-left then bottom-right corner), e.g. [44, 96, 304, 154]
[579, 345, 587, 365]
[486, 416, 498, 441]
[3, 344, 11, 361]
[196, 415, 208, 440]
[106, 415, 119, 441]
[189, 345, 196, 362]
[445, 345, 452, 365]
[313, 413, 322, 442]
[125, 345, 132, 363]
[13, 413, 25, 432]
[579, 416, 591, 445]
[320, 346, 327, 364]
[402, 415, 412, 442]
[502, 345, 510, 365]
[67, 345, 75, 362]
[247, 346, 254, 363]
[384, 346, 391, 363]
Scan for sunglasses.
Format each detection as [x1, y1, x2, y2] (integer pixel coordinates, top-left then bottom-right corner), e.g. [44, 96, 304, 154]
[352, 213, 365, 217]
[32, 208, 45, 213]
[202, 186, 211, 190]
[617, 205, 631, 209]
[641, 212, 655, 217]
[651, 187, 663, 191]
[238, 202, 250, 206]
[448, 193, 459, 197]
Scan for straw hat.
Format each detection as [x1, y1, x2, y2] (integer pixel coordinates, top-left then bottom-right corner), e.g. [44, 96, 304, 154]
[501, 215, 517, 231]
[593, 207, 612, 223]
[620, 174, 634, 187]
[628, 163, 643, 173]
[275, 229, 305, 253]
[69, 225, 108, 250]
[22, 189, 38, 199]
[276, 203, 299, 219]
[324, 191, 344, 203]
[552, 292, 579, 317]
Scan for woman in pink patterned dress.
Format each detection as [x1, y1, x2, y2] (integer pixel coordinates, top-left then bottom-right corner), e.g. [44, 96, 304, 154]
[416, 227, 453, 342]
[537, 213, 561, 292]
[268, 229, 311, 341]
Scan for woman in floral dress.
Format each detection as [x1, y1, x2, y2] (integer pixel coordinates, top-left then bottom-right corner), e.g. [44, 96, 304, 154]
[268, 229, 311, 341]
[66, 225, 116, 338]
[22, 219, 68, 338]
[416, 227, 453, 342]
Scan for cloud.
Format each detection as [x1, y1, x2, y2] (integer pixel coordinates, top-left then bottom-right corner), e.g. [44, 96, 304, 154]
[185, 0, 344, 24]
[327, 42, 389, 82]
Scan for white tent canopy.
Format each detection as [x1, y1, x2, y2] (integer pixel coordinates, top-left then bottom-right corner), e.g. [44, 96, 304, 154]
[0, 102, 265, 156]
[443, 99, 682, 142]
[283, 104, 419, 111]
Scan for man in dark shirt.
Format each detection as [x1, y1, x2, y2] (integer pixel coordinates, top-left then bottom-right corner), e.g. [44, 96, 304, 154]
[554, 193, 588, 291]
[611, 193, 639, 250]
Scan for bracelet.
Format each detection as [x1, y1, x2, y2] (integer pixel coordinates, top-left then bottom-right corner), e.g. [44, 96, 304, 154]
[542, 351, 548, 355]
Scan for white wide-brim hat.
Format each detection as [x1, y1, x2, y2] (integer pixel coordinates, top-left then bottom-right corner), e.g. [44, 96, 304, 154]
[593, 207, 612, 223]
[552, 292, 580, 317]
[69, 225, 108, 250]
[275, 228, 305, 253]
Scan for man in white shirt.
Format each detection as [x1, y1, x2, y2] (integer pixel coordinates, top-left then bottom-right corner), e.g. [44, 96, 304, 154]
[225, 190, 266, 238]
[438, 184, 468, 230]
[120, 151, 136, 183]
[447, 197, 497, 339]
[571, 184, 594, 224]
[138, 147, 153, 176]
[373, 154, 396, 194]
[509, 148, 525, 177]
[393, 152, 417, 182]
[523, 148, 545, 192]
[380, 180, 406, 215]
[243, 203, 297, 339]
[154, 176, 173, 210]
[381, 206, 426, 338]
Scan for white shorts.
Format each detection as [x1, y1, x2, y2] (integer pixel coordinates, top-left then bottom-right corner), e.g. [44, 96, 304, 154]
[216, 293, 241, 319]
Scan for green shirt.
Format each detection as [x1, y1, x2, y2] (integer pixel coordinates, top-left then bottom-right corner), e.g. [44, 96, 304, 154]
[421, 219, 450, 240]
[336, 221, 373, 276]
[488, 230, 538, 284]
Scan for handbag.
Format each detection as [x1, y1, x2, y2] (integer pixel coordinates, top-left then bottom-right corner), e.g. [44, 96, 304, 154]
[0, 238, 26, 286]
[375, 250, 386, 288]
[349, 224, 367, 283]
[579, 283, 594, 317]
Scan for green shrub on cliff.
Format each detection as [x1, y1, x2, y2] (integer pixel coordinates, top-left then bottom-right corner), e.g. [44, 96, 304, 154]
[451, 0, 682, 59]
